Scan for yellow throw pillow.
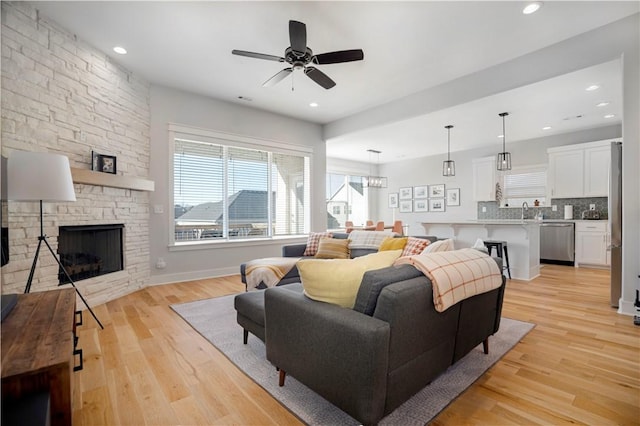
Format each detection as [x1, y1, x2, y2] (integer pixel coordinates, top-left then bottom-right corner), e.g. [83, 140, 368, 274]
[315, 237, 351, 259]
[299, 250, 402, 308]
[379, 236, 407, 251]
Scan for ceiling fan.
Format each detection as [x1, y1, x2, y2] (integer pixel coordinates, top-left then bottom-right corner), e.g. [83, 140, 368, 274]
[232, 20, 364, 90]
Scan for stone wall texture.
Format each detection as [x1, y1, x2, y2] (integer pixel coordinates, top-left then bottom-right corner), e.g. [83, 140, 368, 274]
[1, 1, 151, 306]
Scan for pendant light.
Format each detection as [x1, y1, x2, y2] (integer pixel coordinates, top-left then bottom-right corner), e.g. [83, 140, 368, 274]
[497, 112, 512, 171]
[442, 125, 455, 176]
[363, 149, 387, 188]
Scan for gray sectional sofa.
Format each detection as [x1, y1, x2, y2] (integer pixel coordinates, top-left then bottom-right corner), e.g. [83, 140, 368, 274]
[235, 256, 506, 425]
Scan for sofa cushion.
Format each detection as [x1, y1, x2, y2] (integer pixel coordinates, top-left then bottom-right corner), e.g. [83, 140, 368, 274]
[315, 237, 351, 259]
[353, 264, 425, 315]
[379, 236, 407, 251]
[422, 238, 454, 253]
[299, 250, 402, 308]
[303, 232, 333, 256]
[401, 237, 431, 256]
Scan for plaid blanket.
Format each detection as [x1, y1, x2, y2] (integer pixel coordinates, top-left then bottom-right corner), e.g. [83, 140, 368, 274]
[394, 248, 502, 312]
[245, 257, 301, 291]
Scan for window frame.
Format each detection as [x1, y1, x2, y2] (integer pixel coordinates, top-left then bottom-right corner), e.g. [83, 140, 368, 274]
[168, 124, 312, 247]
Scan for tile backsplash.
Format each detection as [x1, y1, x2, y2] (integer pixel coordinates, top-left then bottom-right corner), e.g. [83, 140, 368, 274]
[477, 197, 608, 220]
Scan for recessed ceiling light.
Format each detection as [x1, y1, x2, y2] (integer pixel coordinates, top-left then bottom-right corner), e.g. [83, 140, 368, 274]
[522, 2, 543, 15]
[113, 46, 127, 55]
[604, 114, 615, 119]
[586, 85, 600, 91]
[498, 134, 504, 139]
[596, 101, 610, 107]
[309, 102, 318, 108]
[542, 126, 552, 130]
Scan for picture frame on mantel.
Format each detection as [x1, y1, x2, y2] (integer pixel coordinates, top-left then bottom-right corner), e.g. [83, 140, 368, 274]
[92, 151, 117, 174]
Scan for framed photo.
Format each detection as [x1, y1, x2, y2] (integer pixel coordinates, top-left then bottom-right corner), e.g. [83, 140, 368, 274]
[413, 185, 428, 199]
[388, 193, 399, 208]
[98, 154, 117, 174]
[446, 188, 461, 206]
[428, 184, 445, 198]
[399, 200, 413, 213]
[414, 199, 428, 212]
[399, 187, 413, 200]
[429, 198, 446, 212]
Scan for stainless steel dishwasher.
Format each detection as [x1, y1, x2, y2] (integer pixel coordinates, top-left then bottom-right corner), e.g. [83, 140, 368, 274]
[540, 222, 575, 265]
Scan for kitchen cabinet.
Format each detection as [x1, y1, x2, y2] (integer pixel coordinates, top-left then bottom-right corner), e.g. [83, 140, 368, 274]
[584, 144, 611, 196]
[472, 156, 496, 202]
[575, 221, 609, 267]
[547, 140, 613, 199]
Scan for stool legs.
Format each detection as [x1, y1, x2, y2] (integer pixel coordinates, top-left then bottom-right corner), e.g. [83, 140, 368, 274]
[503, 245, 512, 279]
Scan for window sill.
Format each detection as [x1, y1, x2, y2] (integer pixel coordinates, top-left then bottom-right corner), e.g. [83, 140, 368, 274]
[168, 235, 307, 252]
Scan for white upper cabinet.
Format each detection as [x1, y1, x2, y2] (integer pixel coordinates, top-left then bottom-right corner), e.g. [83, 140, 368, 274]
[548, 149, 584, 198]
[584, 144, 611, 197]
[472, 156, 496, 202]
[547, 140, 614, 199]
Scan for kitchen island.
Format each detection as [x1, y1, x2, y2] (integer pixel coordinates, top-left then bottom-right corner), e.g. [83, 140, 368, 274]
[421, 220, 541, 280]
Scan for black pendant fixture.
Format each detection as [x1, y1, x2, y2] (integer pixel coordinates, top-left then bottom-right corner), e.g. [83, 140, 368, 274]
[497, 112, 512, 171]
[442, 125, 455, 176]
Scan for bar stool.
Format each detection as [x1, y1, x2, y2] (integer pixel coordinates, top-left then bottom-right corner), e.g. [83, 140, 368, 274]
[483, 240, 511, 279]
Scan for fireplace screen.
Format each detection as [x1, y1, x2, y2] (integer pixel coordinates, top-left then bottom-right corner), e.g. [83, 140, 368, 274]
[58, 224, 124, 284]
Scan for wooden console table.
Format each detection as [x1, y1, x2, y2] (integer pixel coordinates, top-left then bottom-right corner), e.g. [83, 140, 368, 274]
[1, 288, 78, 426]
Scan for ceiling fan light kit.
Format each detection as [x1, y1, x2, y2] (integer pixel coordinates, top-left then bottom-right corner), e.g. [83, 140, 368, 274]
[497, 112, 512, 171]
[442, 124, 456, 177]
[232, 20, 364, 90]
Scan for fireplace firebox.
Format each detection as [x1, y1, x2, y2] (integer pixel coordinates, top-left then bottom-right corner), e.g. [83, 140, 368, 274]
[58, 224, 124, 284]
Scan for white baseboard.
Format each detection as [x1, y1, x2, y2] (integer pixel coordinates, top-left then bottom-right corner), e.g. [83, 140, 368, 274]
[148, 266, 239, 287]
[617, 299, 637, 316]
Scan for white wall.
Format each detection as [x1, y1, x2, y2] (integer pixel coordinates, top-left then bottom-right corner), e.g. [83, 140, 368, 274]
[148, 86, 324, 285]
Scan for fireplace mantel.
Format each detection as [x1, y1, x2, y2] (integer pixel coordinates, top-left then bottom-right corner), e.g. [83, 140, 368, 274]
[71, 168, 155, 192]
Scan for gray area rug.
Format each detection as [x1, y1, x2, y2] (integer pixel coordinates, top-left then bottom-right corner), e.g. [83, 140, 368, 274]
[171, 294, 534, 425]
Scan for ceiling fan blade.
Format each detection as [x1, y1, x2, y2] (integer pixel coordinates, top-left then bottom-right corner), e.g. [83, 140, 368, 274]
[232, 50, 284, 62]
[304, 67, 336, 89]
[289, 20, 307, 55]
[263, 68, 293, 87]
[313, 49, 364, 65]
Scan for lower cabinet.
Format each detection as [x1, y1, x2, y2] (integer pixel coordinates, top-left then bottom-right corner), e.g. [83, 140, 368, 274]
[575, 221, 609, 267]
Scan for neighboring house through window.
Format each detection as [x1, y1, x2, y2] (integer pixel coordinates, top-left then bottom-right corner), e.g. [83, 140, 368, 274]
[170, 125, 310, 244]
[326, 173, 368, 229]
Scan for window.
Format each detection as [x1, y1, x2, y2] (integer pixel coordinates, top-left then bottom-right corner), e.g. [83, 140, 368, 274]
[502, 165, 547, 207]
[326, 173, 368, 229]
[172, 127, 310, 244]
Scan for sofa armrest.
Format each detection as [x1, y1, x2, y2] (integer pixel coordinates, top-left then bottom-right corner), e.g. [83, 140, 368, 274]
[264, 287, 390, 425]
[282, 243, 306, 257]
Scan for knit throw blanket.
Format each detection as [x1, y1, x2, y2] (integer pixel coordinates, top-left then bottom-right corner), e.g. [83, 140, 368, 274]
[394, 248, 502, 312]
[245, 257, 301, 291]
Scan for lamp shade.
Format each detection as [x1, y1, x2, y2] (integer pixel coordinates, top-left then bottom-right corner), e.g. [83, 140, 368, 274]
[7, 151, 76, 202]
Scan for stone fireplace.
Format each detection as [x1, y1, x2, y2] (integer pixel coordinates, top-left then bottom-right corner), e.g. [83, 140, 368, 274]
[58, 224, 124, 284]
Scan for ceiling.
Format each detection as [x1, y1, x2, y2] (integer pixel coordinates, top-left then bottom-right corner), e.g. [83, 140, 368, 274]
[32, 1, 638, 163]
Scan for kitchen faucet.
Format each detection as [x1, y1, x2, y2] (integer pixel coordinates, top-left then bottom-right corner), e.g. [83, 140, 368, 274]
[521, 201, 529, 220]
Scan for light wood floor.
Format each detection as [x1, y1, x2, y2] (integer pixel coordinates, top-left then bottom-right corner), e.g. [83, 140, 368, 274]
[72, 265, 639, 425]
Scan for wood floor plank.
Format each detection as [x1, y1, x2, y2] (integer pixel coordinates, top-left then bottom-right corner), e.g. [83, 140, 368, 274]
[70, 265, 639, 425]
